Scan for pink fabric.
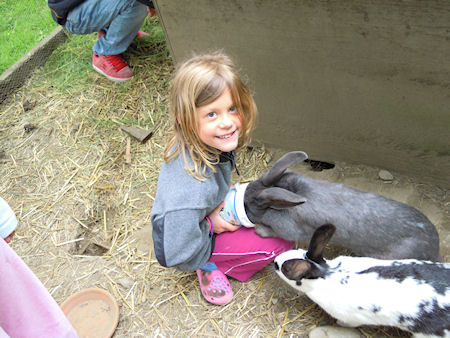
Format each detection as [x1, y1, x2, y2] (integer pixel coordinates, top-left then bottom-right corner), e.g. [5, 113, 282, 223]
[210, 227, 294, 282]
[0, 239, 78, 338]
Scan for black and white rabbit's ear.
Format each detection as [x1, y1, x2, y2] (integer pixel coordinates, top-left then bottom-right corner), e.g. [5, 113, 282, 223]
[255, 187, 306, 209]
[306, 224, 336, 264]
[281, 259, 326, 281]
[281, 259, 311, 281]
[262, 151, 308, 186]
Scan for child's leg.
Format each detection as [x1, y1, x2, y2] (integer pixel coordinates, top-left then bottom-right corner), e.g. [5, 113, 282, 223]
[63, 0, 147, 55]
[211, 227, 294, 282]
[0, 239, 77, 337]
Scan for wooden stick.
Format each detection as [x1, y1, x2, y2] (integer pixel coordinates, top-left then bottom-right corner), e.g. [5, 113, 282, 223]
[125, 138, 131, 164]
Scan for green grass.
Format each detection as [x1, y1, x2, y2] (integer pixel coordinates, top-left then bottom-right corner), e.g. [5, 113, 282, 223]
[0, 0, 57, 74]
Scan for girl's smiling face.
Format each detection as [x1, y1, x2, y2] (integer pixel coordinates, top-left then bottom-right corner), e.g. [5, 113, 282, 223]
[197, 87, 242, 153]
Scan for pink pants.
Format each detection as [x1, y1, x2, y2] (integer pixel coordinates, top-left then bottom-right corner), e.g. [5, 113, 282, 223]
[210, 227, 294, 282]
[0, 239, 77, 338]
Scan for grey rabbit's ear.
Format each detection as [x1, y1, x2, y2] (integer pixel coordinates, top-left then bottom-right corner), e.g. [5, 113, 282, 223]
[256, 187, 306, 209]
[306, 224, 336, 264]
[262, 151, 308, 186]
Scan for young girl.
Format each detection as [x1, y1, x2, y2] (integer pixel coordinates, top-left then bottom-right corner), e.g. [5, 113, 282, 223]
[150, 52, 294, 305]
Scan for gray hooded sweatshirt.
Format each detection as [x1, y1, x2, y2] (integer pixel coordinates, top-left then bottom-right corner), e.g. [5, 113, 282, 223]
[150, 151, 233, 271]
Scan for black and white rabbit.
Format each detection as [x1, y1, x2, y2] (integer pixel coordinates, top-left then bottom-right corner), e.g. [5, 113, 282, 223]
[274, 224, 450, 338]
[243, 151, 440, 261]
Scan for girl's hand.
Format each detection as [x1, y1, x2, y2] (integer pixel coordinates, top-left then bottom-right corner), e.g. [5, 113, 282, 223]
[208, 203, 240, 234]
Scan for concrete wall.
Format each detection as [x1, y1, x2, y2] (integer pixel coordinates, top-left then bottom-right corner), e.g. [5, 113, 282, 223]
[154, 0, 450, 186]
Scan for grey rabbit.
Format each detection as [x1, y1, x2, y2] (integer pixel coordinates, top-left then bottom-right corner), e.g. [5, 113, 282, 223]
[243, 151, 440, 261]
[274, 224, 450, 337]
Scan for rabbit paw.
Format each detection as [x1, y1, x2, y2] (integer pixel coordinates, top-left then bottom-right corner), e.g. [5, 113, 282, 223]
[336, 319, 358, 328]
[254, 224, 278, 238]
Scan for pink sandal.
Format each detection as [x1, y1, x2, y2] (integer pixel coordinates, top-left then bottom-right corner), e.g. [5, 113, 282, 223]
[196, 269, 233, 305]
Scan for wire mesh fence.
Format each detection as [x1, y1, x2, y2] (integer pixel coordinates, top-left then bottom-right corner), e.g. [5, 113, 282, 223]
[0, 0, 63, 102]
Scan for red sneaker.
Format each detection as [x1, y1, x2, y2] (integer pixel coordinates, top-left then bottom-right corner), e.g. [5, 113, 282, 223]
[136, 30, 149, 38]
[92, 53, 134, 82]
[97, 29, 106, 39]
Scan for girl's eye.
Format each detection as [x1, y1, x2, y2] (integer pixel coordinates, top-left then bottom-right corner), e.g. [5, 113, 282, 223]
[229, 106, 237, 113]
[207, 112, 217, 118]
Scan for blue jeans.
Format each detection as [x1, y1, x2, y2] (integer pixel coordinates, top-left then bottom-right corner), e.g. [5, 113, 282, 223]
[63, 0, 148, 55]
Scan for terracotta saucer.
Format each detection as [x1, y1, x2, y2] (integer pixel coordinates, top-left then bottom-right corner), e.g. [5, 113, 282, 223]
[61, 288, 120, 338]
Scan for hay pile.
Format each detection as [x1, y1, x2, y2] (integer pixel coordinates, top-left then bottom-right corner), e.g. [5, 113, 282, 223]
[0, 28, 438, 337]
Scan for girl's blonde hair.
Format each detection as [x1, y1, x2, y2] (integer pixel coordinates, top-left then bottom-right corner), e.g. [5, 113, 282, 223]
[164, 52, 257, 180]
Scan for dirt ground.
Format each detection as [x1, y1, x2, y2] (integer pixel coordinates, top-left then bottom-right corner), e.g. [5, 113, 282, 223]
[0, 35, 448, 337]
